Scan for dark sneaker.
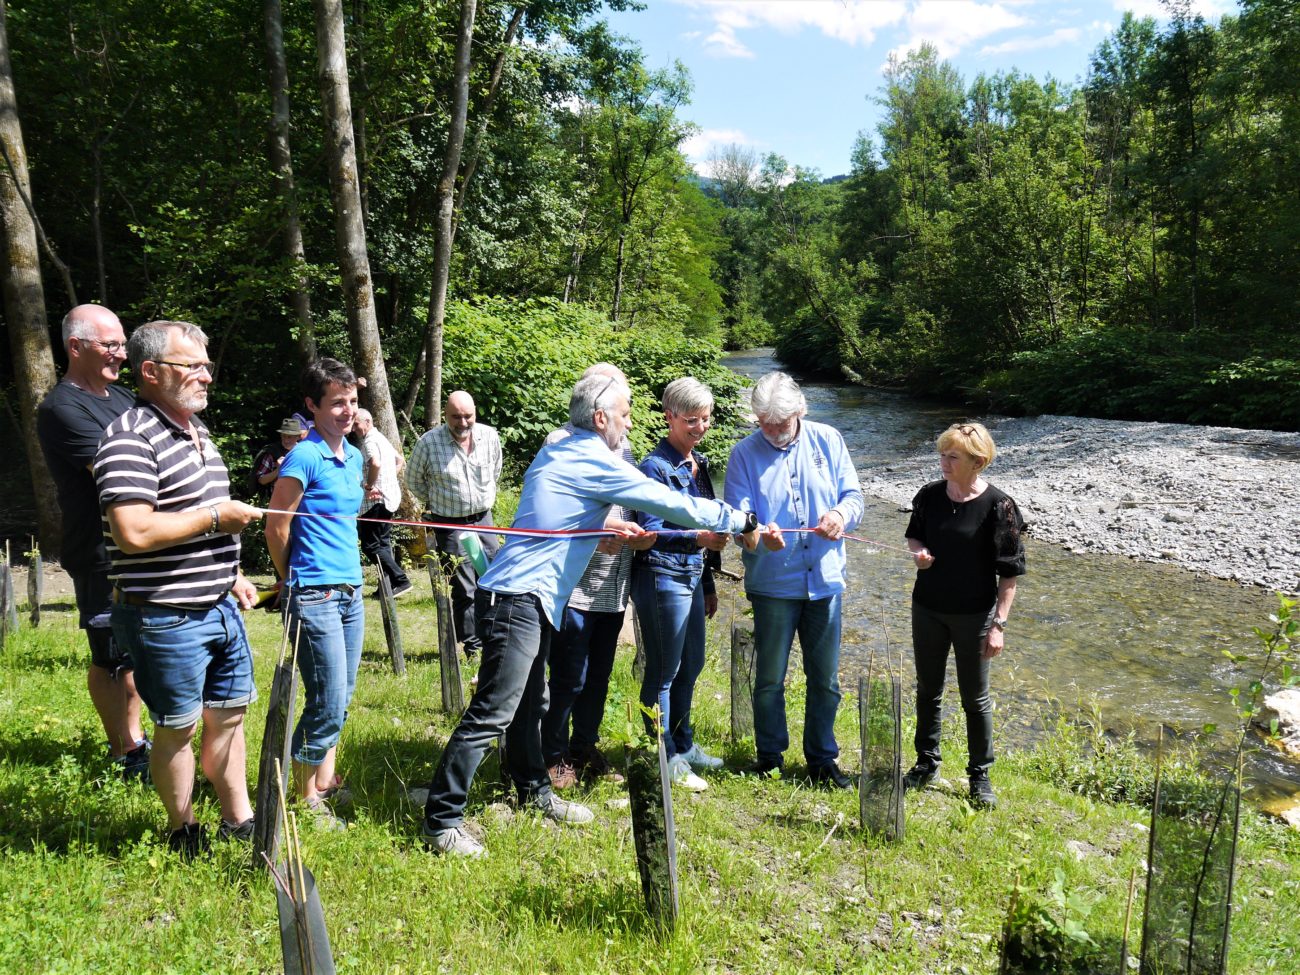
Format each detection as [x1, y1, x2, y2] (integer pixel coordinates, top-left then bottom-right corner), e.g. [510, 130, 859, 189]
[571, 744, 625, 785]
[217, 816, 255, 842]
[320, 776, 353, 810]
[749, 756, 784, 777]
[969, 772, 997, 809]
[904, 763, 938, 792]
[390, 580, 414, 598]
[115, 740, 152, 784]
[167, 822, 210, 861]
[547, 760, 578, 791]
[808, 762, 854, 790]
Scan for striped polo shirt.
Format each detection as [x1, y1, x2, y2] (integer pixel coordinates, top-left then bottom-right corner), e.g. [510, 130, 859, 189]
[94, 399, 240, 607]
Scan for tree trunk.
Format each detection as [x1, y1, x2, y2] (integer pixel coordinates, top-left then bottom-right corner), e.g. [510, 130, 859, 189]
[265, 0, 316, 365]
[402, 3, 519, 418]
[611, 227, 627, 320]
[420, 0, 475, 430]
[0, 0, 61, 551]
[312, 0, 399, 445]
[350, 0, 370, 222]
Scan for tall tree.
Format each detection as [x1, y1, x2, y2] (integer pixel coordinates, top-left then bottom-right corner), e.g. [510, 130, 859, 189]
[421, 0, 475, 430]
[264, 0, 316, 366]
[312, 0, 399, 444]
[0, 0, 60, 548]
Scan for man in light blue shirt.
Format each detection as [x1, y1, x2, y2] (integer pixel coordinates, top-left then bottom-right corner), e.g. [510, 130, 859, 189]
[725, 371, 864, 788]
[422, 374, 761, 856]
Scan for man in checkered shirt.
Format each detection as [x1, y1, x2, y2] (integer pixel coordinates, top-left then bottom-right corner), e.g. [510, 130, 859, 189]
[405, 390, 503, 657]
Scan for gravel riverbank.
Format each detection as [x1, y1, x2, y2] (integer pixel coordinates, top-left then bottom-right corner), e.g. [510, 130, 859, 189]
[861, 413, 1300, 594]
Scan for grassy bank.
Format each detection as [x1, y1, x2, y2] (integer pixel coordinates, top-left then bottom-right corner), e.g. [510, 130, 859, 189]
[0, 572, 1296, 973]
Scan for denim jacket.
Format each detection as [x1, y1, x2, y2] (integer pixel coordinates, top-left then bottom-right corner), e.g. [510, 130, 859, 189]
[633, 439, 721, 597]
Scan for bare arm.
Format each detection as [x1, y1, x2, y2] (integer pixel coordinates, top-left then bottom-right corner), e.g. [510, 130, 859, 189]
[265, 476, 305, 581]
[982, 577, 1018, 660]
[106, 499, 262, 555]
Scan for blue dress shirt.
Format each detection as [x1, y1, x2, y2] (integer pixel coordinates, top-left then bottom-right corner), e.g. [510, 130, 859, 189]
[479, 428, 748, 627]
[724, 420, 864, 600]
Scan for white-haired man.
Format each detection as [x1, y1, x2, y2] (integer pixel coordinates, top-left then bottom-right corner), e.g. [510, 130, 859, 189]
[36, 304, 149, 779]
[421, 374, 761, 856]
[725, 371, 864, 788]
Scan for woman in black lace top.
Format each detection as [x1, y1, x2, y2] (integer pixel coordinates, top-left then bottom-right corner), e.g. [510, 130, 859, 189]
[903, 422, 1026, 809]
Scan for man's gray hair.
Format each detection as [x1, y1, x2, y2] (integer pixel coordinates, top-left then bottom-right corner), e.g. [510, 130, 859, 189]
[570, 374, 630, 431]
[750, 371, 806, 423]
[662, 377, 713, 416]
[61, 309, 96, 346]
[581, 362, 627, 383]
[127, 320, 208, 372]
[355, 408, 373, 423]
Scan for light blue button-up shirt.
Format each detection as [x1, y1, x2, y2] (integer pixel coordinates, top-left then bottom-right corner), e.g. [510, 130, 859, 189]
[725, 419, 864, 600]
[480, 428, 749, 626]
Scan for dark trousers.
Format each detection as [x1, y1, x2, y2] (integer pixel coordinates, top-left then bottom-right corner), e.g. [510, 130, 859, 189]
[541, 605, 625, 763]
[358, 504, 409, 590]
[424, 590, 553, 831]
[432, 510, 500, 653]
[911, 601, 995, 776]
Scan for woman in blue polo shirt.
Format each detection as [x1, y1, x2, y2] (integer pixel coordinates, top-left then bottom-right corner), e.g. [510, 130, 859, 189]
[266, 358, 366, 826]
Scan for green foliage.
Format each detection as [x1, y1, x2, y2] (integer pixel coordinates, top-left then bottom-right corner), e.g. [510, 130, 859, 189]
[441, 296, 746, 474]
[1015, 715, 1161, 807]
[1001, 869, 1106, 974]
[1223, 595, 1298, 736]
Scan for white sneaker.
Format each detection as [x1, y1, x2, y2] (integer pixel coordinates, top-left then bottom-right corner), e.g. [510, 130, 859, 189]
[422, 823, 485, 857]
[679, 743, 724, 771]
[534, 792, 595, 825]
[669, 755, 708, 792]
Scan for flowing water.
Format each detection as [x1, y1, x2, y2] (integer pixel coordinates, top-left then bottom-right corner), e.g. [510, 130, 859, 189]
[722, 349, 1299, 805]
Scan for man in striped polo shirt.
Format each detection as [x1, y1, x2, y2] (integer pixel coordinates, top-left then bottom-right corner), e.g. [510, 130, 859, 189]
[94, 320, 264, 858]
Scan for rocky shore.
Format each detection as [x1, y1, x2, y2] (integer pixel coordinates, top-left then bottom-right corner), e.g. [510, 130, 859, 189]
[861, 413, 1300, 594]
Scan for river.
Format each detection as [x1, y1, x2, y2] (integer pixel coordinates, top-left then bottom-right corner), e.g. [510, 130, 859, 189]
[721, 349, 1299, 807]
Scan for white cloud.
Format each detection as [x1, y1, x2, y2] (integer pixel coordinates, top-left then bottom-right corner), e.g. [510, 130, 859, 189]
[888, 1, 1029, 62]
[979, 26, 1082, 56]
[681, 128, 763, 169]
[678, 0, 909, 58]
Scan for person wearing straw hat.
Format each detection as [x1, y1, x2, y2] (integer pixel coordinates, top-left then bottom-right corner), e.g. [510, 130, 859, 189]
[725, 370, 864, 789]
[249, 417, 306, 498]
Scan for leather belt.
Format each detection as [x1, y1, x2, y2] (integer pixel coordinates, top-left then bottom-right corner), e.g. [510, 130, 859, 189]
[427, 510, 488, 525]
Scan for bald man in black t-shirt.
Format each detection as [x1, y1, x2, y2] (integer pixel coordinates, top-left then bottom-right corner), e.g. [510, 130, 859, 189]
[36, 304, 149, 780]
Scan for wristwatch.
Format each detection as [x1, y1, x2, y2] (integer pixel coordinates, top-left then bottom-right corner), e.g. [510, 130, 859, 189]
[741, 511, 759, 534]
[992, 617, 1008, 631]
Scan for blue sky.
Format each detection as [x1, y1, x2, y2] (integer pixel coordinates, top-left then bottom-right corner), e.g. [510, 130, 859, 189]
[604, 0, 1238, 178]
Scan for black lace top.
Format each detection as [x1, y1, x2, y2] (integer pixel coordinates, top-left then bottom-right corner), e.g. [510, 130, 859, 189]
[905, 479, 1027, 614]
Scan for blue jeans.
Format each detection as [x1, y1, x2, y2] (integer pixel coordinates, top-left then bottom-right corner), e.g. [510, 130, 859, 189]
[750, 593, 843, 768]
[541, 606, 625, 763]
[285, 585, 365, 766]
[911, 602, 995, 775]
[631, 558, 705, 758]
[112, 595, 256, 728]
[424, 590, 554, 831]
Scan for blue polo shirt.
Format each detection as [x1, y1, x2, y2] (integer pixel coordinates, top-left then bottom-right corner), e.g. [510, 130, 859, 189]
[479, 428, 749, 627]
[278, 430, 364, 587]
[725, 420, 864, 600]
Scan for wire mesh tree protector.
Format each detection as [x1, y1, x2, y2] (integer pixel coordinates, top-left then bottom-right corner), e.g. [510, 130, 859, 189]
[427, 559, 464, 714]
[1139, 774, 1241, 975]
[730, 620, 756, 740]
[374, 570, 406, 675]
[858, 673, 905, 842]
[626, 734, 680, 930]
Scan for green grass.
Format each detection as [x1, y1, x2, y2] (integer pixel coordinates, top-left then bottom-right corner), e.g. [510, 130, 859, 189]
[0, 573, 1297, 973]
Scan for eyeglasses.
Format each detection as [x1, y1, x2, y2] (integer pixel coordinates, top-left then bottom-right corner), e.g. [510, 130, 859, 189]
[79, 338, 125, 354]
[153, 359, 214, 375]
